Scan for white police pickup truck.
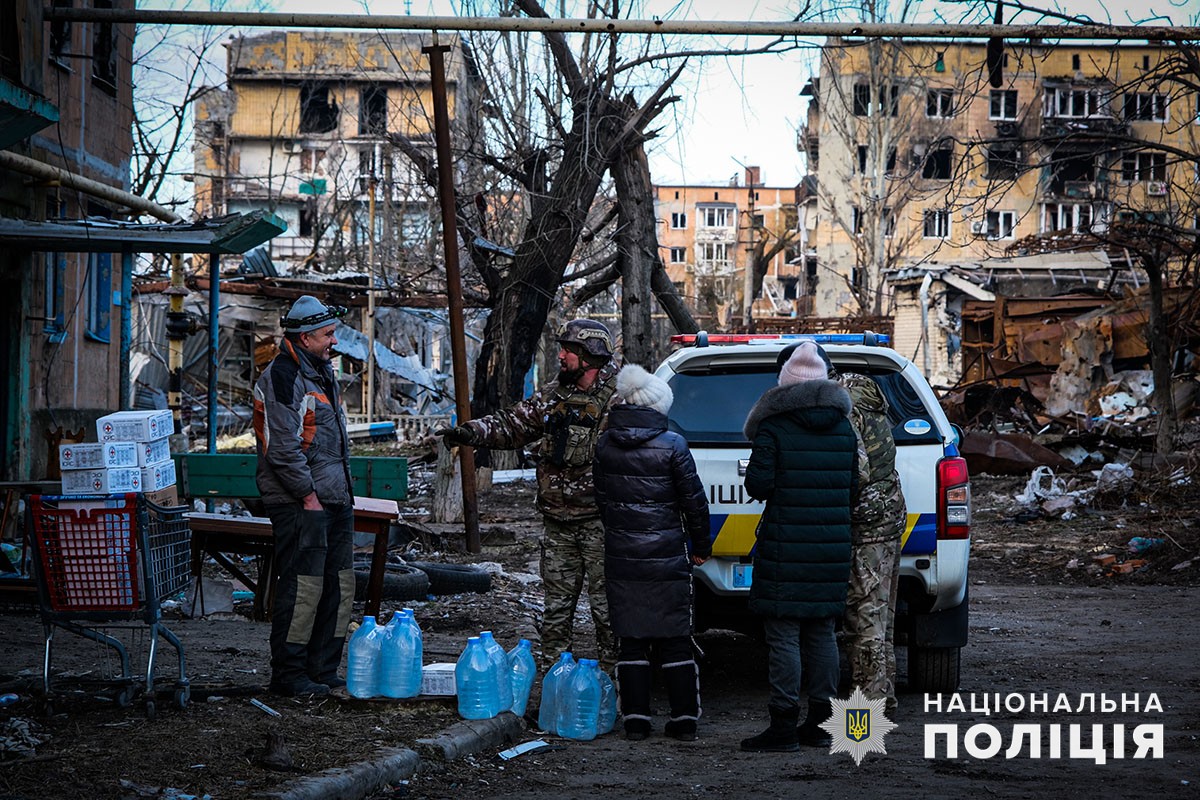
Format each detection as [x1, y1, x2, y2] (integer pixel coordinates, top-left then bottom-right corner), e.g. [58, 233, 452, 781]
[656, 332, 970, 692]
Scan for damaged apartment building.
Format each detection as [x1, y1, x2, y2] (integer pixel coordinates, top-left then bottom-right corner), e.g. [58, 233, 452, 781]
[178, 30, 487, 428]
[798, 38, 1197, 384]
[654, 167, 806, 331]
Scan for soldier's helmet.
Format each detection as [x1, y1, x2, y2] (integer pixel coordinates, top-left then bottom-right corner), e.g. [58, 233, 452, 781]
[557, 319, 614, 363]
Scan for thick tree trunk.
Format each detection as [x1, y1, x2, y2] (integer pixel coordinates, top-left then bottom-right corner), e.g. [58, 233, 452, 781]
[471, 90, 624, 416]
[611, 142, 656, 367]
[1146, 258, 1176, 456]
[650, 263, 698, 334]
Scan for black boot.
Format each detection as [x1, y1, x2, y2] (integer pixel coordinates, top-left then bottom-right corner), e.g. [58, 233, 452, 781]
[662, 659, 700, 742]
[797, 698, 834, 747]
[616, 661, 653, 741]
[740, 705, 800, 752]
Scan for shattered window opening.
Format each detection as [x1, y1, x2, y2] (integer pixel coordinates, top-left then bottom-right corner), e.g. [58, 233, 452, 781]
[923, 208, 951, 238]
[922, 143, 953, 180]
[300, 83, 339, 134]
[1123, 92, 1168, 122]
[926, 89, 955, 118]
[1121, 152, 1167, 182]
[985, 210, 1017, 240]
[359, 85, 388, 135]
[989, 89, 1018, 120]
[91, 0, 117, 92]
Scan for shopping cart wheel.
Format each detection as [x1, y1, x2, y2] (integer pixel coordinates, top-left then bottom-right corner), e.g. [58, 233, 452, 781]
[116, 687, 134, 708]
[174, 686, 190, 710]
[144, 698, 156, 720]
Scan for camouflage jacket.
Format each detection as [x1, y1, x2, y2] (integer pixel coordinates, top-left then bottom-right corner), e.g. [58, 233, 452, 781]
[842, 373, 907, 545]
[458, 366, 620, 522]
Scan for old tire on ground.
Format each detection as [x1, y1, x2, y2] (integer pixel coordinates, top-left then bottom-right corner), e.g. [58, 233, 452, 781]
[405, 561, 492, 595]
[909, 646, 961, 693]
[352, 565, 430, 602]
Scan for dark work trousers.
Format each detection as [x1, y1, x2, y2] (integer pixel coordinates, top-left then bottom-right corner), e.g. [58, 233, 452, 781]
[616, 636, 699, 727]
[266, 502, 354, 686]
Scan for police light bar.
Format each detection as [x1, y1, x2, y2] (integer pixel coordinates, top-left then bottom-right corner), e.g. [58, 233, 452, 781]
[670, 332, 890, 347]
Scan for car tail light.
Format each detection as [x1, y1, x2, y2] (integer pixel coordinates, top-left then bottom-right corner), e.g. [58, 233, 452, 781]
[937, 456, 971, 539]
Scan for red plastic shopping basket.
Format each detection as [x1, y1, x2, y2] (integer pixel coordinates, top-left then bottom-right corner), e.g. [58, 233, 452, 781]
[30, 494, 143, 612]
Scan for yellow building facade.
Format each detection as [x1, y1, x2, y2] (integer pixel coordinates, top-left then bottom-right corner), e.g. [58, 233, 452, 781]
[193, 30, 479, 276]
[803, 38, 1198, 319]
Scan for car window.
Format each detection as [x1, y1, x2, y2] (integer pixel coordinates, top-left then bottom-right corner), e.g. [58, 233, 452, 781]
[666, 368, 778, 444]
[667, 359, 942, 446]
[850, 370, 942, 445]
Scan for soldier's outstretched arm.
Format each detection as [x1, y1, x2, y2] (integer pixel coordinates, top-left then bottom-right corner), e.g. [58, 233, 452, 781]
[460, 392, 549, 450]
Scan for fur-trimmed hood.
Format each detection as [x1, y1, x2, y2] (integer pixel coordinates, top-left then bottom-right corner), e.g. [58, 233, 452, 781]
[743, 378, 852, 440]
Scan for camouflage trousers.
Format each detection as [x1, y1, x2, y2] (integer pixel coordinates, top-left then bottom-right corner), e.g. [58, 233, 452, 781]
[539, 516, 614, 667]
[844, 539, 902, 706]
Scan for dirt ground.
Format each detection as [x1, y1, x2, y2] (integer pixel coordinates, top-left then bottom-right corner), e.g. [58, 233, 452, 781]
[0, 466, 1197, 800]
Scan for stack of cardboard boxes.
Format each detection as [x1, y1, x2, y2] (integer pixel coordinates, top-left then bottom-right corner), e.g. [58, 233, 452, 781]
[58, 410, 179, 506]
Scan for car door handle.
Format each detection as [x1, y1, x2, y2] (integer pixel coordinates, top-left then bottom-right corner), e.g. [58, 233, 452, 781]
[737, 459, 749, 476]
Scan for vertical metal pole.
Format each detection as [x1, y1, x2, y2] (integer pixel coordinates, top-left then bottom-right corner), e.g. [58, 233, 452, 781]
[165, 253, 187, 443]
[367, 174, 377, 424]
[424, 33, 480, 554]
[207, 255, 220, 454]
[119, 248, 133, 409]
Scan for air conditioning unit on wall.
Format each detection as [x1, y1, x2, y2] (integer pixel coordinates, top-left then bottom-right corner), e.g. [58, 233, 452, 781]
[1146, 181, 1168, 196]
[970, 221, 988, 234]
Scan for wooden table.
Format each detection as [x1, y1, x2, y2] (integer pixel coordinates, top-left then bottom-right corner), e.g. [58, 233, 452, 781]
[186, 496, 400, 620]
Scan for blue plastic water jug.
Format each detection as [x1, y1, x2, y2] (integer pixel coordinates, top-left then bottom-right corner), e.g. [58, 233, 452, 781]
[378, 612, 403, 698]
[380, 610, 423, 698]
[597, 667, 617, 735]
[346, 616, 383, 699]
[508, 639, 537, 717]
[398, 610, 424, 698]
[537, 652, 575, 732]
[479, 631, 514, 712]
[556, 658, 601, 741]
[456, 636, 500, 719]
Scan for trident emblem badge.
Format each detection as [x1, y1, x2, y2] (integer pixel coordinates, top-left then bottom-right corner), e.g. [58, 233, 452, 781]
[846, 708, 871, 742]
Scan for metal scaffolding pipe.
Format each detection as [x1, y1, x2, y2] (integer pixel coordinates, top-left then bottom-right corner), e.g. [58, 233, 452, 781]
[0, 151, 182, 224]
[41, 7, 1199, 41]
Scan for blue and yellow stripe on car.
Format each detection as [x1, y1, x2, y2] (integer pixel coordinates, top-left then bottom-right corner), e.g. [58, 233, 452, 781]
[707, 511, 939, 557]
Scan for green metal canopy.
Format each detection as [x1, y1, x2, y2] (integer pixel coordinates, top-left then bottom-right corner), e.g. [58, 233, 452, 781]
[0, 210, 287, 254]
[0, 78, 59, 150]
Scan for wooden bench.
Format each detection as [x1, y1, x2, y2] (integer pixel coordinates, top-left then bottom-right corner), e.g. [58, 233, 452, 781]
[174, 453, 408, 620]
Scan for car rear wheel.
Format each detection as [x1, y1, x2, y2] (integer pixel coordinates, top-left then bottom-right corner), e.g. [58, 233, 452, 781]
[909, 645, 961, 693]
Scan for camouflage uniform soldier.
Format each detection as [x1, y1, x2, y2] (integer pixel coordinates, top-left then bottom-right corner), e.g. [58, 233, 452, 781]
[839, 371, 907, 715]
[437, 320, 620, 666]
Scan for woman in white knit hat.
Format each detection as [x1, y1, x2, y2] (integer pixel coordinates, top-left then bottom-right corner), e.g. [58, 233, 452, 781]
[739, 340, 864, 753]
[593, 364, 711, 742]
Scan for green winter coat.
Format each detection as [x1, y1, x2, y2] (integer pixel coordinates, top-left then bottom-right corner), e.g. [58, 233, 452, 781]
[742, 379, 859, 620]
[842, 373, 907, 545]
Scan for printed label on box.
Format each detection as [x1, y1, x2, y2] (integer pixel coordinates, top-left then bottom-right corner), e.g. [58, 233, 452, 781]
[421, 663, 457, 696]
[140, 459, 177, 492]
[143, 485, 179, 507]
[61, 467, 142, 495]
[59, 442, 140, 471]
[138, 438, 172, 467]
[97, 410, 174, 443]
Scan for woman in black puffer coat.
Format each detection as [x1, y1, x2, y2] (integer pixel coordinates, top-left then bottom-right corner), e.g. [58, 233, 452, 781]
[593, 364, 711, 743]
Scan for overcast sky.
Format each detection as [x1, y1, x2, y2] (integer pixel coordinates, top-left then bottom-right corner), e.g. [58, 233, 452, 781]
[147, 0, 1192, 191]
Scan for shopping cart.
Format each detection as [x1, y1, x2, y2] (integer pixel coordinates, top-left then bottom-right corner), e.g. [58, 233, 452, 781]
[27, 493, 192, 718]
